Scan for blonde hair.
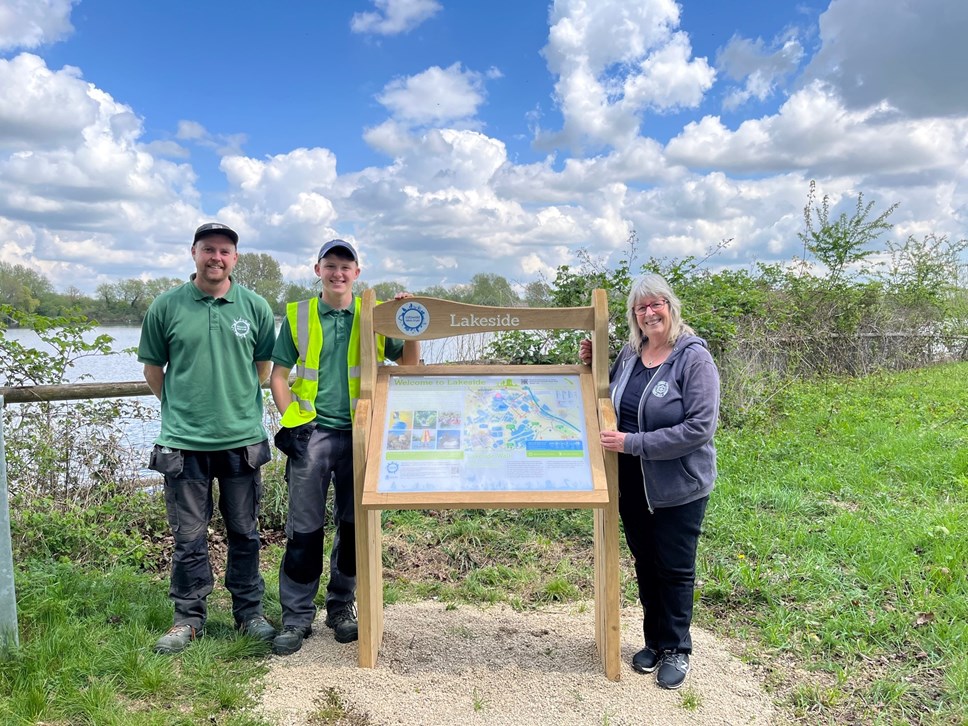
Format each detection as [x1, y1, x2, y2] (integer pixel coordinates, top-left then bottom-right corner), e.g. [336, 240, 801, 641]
[626, 273, 694, 352]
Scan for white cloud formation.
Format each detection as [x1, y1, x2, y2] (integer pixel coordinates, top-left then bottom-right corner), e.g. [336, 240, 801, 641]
[350, 0, 441, 36]
[2, 0, 967, 300]
[718, 35, 804, 110]
[0, 0, 76, 51]
[0, 54, 95, 147]
[0, 53, 204, 290]
[539, 0, 715, 149]
[175, 119, 247, 156]
[803, 0, 968, 117]
[666, 81, 968, 180]
[376, 63, 489, 128]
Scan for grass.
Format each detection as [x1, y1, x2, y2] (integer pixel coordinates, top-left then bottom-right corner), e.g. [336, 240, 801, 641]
[2, 361, 966, 724]
[0, 563, 273, 725]
[701, 363, 967, 724]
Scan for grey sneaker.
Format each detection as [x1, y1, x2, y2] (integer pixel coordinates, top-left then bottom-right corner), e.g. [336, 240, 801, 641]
[656, 652, 690, 689]
[325, 604, 358, 643]
[154, 624, 202, 654]
[631, 646, 660, 674]
[272, 624, 312, 656]
[238, 615, 276, 641]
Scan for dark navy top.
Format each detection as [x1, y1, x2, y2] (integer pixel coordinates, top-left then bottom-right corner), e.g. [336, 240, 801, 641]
[618, 357, 658, 433]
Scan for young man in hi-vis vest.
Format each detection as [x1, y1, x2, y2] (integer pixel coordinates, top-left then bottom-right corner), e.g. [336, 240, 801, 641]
[268, 239, 420, 655]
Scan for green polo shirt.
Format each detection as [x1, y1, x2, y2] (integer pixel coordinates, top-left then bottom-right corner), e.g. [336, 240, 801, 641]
[138, 276, 276, 450]
[271, 295, 404, 430]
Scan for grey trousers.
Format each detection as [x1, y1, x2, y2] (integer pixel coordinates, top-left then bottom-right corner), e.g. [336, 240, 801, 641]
[277, 427, 356, 628]
[150, 441, 270, 630]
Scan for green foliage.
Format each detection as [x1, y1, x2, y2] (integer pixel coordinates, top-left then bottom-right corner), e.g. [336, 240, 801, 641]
[0, 261, 54, 314]
[0, 307, 155, 498]
[12, 489, 168, 570]
[798, 179, 898, 283]
[233, 252, 285, 311]
[91, 277, 182, 323]
[704, 363, 968, 723]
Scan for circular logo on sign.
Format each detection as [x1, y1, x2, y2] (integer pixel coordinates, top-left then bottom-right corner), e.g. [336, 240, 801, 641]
[386, 461, 399, 474]
[396, 301, 429, 336]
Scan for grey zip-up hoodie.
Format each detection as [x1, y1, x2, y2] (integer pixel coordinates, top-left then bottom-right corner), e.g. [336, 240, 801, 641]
[609, 334, 720, 510]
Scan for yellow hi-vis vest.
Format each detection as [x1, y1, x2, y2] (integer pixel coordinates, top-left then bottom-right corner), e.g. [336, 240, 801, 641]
[278, 296, 386, 428]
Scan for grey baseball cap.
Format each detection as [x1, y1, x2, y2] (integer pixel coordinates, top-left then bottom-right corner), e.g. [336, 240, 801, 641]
[193, 222, 238, 245]
[317, 238, 358, 261]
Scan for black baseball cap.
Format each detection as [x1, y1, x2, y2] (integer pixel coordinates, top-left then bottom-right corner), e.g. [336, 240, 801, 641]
[193, 222, 239, 245]
[317, 238, 358, 261]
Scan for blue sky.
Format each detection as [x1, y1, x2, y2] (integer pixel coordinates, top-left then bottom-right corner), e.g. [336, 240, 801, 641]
[1, 0, 965, 294]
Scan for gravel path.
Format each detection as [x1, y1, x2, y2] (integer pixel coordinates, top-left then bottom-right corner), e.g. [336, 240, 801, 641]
[256, 601, 780, 725]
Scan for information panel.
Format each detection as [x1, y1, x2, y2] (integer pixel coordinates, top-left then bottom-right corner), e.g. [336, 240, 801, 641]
[376, 374, 593, 493]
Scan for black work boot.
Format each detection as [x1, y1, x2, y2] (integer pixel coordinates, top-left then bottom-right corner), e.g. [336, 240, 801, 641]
[272, 624, 312, 656]
[325, 604, 358, 643]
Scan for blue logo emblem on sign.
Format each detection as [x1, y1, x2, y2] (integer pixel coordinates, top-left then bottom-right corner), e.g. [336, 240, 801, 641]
[397, 301, 429, 336]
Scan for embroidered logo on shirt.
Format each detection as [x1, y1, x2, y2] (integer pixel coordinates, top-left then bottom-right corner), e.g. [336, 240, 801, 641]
[652, 380, 669, 397]
[231, 318, 252, 337]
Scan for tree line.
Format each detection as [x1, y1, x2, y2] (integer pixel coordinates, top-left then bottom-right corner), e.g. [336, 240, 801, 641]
[0, 250, 548, 324]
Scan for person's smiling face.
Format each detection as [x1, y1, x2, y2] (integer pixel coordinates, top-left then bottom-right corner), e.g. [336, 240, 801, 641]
[632, 297, 669, 341]
[315, 252, 360, 297]
[191, 235, 237, 288]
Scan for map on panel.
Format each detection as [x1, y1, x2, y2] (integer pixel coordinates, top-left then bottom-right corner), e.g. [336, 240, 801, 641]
[377, 375, 593, 493]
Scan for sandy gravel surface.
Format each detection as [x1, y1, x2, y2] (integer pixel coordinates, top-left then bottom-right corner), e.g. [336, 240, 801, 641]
[256, 601, 780, 725]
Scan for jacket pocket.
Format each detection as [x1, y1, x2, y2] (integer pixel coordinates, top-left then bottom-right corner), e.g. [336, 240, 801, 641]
[645, 458, 700, 505]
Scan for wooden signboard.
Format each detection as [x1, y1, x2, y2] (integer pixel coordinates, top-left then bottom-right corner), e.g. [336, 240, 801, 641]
[353, 292, 621, 680]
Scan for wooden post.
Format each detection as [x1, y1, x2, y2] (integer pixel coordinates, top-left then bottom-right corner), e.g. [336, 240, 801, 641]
[355, 290, 383, 667]
[591, 289, 621, 680]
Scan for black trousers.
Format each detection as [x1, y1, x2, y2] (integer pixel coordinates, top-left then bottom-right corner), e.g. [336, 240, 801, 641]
[618, 453, 708, 654]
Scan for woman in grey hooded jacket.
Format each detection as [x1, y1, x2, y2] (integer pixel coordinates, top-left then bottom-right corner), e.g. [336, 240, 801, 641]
[580, 273, 720, 690]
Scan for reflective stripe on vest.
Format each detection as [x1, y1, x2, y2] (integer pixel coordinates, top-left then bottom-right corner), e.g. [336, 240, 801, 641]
[279, 296, 386, 428]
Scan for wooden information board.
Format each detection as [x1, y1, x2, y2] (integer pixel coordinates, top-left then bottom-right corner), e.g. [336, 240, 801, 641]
[353, 291, 621, 680]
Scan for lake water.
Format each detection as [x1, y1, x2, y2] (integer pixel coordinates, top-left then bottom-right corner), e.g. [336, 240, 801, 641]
[1, 323, 497, 487]
[2, 325, 491, 384]
[1, 324, 492, 446]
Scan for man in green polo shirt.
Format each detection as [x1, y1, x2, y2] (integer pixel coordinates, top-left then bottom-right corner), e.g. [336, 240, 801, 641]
[138, 222, 278, 654]
[268, 238, 419, 655]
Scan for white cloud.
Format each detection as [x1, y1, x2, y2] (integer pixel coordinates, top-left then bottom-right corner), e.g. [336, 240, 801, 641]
[0, 0, 76, 51]
[666, 81, 968, 180]
[803, 0, 968, 117]
[0, 54, 95, 147]
[175, 119, 247, 156]
[376, 63, 488, 127]
[718, 35, 804, 110]
[350, 0, 441, 36]
[218, 147, 342, 258]
[0, 54, 204, 289]
[539, 0, 715, 149]
[2, 0, 967, 298]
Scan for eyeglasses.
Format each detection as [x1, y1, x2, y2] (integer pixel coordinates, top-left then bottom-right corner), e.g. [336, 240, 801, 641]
[633, 300, 667, 315]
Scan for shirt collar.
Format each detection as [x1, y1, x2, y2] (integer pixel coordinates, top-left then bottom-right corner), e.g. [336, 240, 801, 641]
[318, 294, 355, 315]
[188, 273, 238, 302]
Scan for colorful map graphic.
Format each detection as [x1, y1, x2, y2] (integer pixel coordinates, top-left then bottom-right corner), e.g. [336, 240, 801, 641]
[377, 375, 593, 493]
